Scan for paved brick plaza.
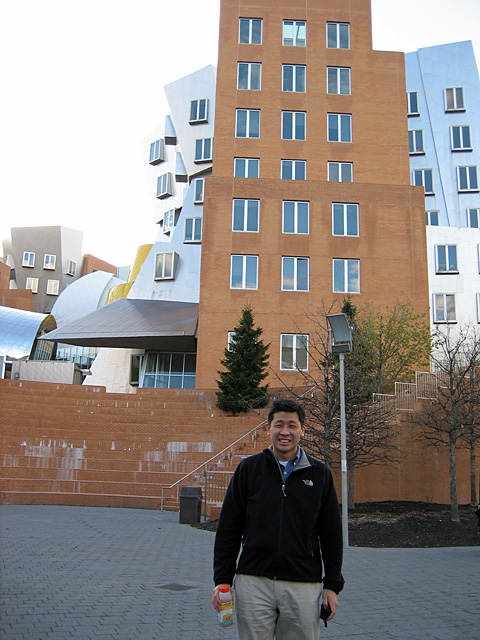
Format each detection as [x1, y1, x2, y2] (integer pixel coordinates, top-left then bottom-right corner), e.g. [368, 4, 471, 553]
[0, 505, 478, 639]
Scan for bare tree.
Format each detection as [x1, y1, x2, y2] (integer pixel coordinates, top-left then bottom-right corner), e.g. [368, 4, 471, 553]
[415, 325, 480, 521]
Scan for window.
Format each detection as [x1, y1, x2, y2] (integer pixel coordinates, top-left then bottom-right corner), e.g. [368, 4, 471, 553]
[457, 166, 478, 192]
[25, 277, 38, 293]
[327, 67, 351, 95]
[230, 255, 258, 289]
[413, 169, 434, 195]
[194, 178, 204, 203]
[162, 209, 176, 232]
[22, 252, 35, 268]
[46, 279, 59, 295]
[66, 260, 76, 276]
[332, 203, 359, 236]
[283, 20, 306, 47]
[451, 126, 471, 151]
[327, 22, 350, 49]
[129, 355, 142, 386]
[408, 130, 424, 154]
[143, 352, 196, 389]
[236, 109, 260, 138]
[156, 173, 173, 198]
[434, 294, 456, 323]
[149, 139, 164, 164]
[282, 111, 306, 140]
[281, 160, 306, 180]
[445, 87, 464, 111]
[477, 293, 480, 323]
[333, 259, 360, 293]
[184, 218, 202, 243]
[190, 99, 208, 123]
[407, 92, 419, 116]
[468, 208, 479, 228]
[436, 245, 458, 273]
[426, 210, 439, 226]
[237, 62, 261, 90]
[283, 201, 309, 234]
[282, 65, 306, 92]
[195, 138, 213, 162]
[328, 162, 353, 182]
[328, 114, 351, 142]
[232, 199, 259, 232]
[154, 252, 177, 280]
[282, 257, 309, 291]
[43, 254, 56, 270]
[239, 18, 262, 44]
[234, 158, 259, 178]
[227, 331, 237, 351]
[281, 334, 308, 371]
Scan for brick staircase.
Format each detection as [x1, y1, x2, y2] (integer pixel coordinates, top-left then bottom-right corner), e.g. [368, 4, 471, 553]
[0, 379, 267, 513]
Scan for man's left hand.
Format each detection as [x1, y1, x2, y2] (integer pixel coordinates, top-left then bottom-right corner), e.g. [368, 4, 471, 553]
[322, 588, 338, 621]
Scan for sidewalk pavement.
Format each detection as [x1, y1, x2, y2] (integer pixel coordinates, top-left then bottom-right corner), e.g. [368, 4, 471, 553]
[0, 505, 478, 640]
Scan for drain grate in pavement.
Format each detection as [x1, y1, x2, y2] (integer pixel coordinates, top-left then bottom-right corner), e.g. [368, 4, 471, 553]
[155, 583, 196, 591]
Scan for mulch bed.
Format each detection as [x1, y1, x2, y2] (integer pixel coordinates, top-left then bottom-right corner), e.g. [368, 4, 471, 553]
[193, 501, 480, 548]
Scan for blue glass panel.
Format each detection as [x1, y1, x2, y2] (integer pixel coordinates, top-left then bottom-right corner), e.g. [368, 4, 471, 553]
[282, 258, 294, 290]
[346, 205, 358, 235]
[297, 203, 309, 233]
[283, 112, 293, 139]
[249, 111, 260, 138]
[333, 204, 344, 235]
[333, 260, 345, 292]
[233, 200, 245, 231]
[231, 256, 243, 288]
[236, 110, 247, 137]
[245, 256, 258, 288]
[246, 201, 259, 231]
[283, 202, 295, 232]
[283, 65, 293, 91]
[234, 158, 246, 177]
[328, 114, 338, 141]
[297, 259, 308, 290]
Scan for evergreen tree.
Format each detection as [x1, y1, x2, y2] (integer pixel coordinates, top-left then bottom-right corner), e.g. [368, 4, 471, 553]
[216, 304, 270, 414]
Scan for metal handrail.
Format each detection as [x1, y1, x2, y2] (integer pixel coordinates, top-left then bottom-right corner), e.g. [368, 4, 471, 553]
[160, 418, 267, 510]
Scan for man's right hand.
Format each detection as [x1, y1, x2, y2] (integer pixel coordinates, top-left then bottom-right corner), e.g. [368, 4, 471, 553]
[212, 585, 233, 612]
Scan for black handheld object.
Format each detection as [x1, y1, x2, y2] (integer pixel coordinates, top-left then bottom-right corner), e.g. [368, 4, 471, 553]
[320, 603, 332, 627]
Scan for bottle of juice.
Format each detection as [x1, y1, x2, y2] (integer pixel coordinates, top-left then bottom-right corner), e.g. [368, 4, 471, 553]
[217, 584, 233, 627]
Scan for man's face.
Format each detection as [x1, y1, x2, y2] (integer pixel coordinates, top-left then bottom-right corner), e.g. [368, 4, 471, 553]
[266, 410, 305, 462]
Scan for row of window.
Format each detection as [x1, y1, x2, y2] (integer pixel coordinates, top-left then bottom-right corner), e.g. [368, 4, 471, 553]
[238, 18, 350, 50]
[22, 253, 76, 276]
[153, 250, 360, 294]
[409, 125, 473, 155]
[230, 255, 359, 293]
[25, 278, 59, 295]
[234, 108, 353, 142]
[413, 166, 479, 194]
[407, 87, 467, 116]
[231, 199, 358, 235]
[237, 62, 351, 94]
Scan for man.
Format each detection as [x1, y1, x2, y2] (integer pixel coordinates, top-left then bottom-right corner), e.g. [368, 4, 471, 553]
[212, 398, 344, 639]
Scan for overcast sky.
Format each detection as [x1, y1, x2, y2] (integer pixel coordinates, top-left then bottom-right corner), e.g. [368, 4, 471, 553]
[1, 0, 479, 266]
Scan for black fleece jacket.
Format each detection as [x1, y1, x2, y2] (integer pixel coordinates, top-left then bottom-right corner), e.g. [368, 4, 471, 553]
[213, 447, 344, 594]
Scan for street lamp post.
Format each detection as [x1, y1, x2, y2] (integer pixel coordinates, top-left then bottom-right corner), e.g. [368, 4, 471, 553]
[326, 313, 352, 549]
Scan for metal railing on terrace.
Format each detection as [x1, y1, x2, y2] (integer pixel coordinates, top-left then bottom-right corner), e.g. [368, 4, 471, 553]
[160, 417, 267, 513]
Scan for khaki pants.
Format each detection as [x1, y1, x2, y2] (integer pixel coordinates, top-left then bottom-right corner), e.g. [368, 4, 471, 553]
[234, 573, 323, 640]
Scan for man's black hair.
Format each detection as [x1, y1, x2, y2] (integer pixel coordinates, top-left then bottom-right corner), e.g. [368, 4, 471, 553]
[267, 398, 305, 427]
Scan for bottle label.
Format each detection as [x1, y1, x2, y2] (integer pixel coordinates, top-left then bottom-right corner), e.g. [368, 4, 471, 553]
[218, 603, 233, 626]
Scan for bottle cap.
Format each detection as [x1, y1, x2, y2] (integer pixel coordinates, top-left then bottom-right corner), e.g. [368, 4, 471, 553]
[219, 585, 230, 593]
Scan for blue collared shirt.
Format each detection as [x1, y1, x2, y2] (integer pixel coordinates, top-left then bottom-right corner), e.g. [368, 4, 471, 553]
[278, 447, 302, 481]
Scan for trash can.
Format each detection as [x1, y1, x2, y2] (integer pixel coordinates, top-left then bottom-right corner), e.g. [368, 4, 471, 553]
[179, 486, 203, 524]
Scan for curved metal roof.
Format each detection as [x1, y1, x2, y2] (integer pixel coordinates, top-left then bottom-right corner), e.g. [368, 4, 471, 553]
[51, 270, 125, 328]
[0, 306, 56, 359]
